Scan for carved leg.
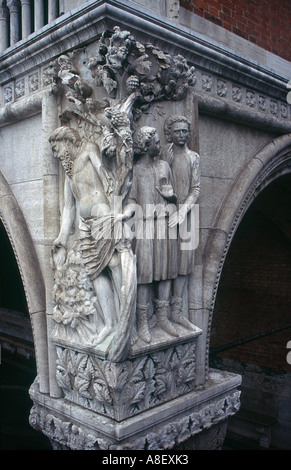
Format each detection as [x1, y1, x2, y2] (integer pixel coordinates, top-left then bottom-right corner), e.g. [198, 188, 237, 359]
[93, 273, 116, 344]
[170, 296, 194, 330]
[154, 299, 178, 337]
[136, 302, 151, 343]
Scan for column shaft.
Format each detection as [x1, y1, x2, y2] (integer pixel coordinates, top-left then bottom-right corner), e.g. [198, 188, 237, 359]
[34, 0, 44, 31]
[48, 0, 58, 23]
[21, 0, 31, 39]
[0, 2, 9, 52]
[8, 0, 21, 45]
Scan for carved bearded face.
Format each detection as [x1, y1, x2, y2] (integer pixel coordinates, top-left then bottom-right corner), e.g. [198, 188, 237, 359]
[170, 121, 190, 146]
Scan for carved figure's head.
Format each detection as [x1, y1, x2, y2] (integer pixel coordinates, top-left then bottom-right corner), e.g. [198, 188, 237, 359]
[133, 126, 160, 158]
[164, 115, 191, 146]
[49, 126, 82, 178]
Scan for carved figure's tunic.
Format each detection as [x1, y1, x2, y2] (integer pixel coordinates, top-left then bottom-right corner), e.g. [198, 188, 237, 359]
[129, 158, 178, 284]
[168, 148, 200, 275]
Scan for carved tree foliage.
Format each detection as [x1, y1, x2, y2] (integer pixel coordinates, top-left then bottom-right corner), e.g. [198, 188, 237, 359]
[52, 242, 100, 344]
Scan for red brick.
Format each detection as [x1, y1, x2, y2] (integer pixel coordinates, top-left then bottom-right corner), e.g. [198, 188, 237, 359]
[180, 0, 290, 60]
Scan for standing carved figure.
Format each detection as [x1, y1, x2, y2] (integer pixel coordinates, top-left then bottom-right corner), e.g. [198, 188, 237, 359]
[49, 122, 136, 362]
[127, 126, 179, 343]
[164, 115, 200, 329]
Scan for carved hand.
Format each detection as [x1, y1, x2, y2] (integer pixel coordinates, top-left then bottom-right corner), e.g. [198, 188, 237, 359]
[156, 185, 177, 203]
[169, 205, 188, 227]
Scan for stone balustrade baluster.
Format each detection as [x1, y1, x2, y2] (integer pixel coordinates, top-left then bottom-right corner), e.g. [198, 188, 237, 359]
[34, 0, 45, 31]
[7, 0, 20, 46]
[0, 1, 9, 52]
[48, 0, 58, 23]
[20, 0, 31, 39]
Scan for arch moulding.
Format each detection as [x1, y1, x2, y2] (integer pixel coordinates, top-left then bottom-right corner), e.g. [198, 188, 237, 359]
[203, 133, 291, 371]
[0, 170, 49, 393]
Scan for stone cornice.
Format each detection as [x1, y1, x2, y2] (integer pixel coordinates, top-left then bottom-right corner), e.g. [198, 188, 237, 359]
[0, 0, 289, 98]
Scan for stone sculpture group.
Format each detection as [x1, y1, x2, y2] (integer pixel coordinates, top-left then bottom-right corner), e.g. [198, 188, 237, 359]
[49, 26, 200, 368]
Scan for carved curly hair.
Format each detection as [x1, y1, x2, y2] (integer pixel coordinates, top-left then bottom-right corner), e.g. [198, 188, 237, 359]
[133, 126, 157, 156]
[49, 126, 82, 147]
[164, 115, 191, 142]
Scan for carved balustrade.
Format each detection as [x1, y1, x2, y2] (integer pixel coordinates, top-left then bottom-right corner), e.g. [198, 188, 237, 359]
[0, 0, 60, 52]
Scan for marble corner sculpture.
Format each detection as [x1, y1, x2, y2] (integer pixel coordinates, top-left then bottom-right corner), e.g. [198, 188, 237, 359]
[49, 26, 200, 364]
[31, 25, 221, 447]
[26, 24, 242, 451]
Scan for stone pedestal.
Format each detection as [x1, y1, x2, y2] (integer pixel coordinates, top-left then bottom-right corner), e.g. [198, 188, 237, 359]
[29, 369, 241, 450]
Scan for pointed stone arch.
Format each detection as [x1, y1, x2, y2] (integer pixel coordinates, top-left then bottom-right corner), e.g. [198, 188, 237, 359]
[203, 133, 291, 374]
[0, 170, 49, 393]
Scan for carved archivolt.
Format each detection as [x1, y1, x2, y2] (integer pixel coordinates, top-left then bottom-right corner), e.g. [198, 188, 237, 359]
[203, 134, 291, 375]
[0, 170, 49, 393]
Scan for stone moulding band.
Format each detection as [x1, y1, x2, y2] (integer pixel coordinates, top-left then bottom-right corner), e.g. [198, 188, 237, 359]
[29, 369, 241, 450]
[0, 90, 44, 126]
[1, 87, 290, 136]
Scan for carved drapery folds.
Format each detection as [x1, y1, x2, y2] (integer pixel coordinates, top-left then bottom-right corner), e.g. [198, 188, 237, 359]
[49, 27, 201, 416]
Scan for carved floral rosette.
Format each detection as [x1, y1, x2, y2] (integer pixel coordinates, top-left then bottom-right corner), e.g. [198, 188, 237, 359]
[55, 340, 198, 421]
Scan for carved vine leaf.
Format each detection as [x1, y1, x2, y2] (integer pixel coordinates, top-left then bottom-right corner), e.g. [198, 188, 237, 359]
[175, 343, 196, 390]
[152, 348, 174, 375]
[68, 425, 97, 450]
[53, 418, 71, 445]
[92, 359, 113, 407]
[175, 418, 191, 445]
[119, 357, 147, 417]
[160, 424, 176, 450]
[123, 382, 146, 417]
[58, 27, 195, 133]
[83, 433, 98, 451]
[93, 379, 113, 407]
[55, 348, 72, 393]
[143, 358, 156, 407]
[151, 349, 175, 399]
[75, 357, 94, 400]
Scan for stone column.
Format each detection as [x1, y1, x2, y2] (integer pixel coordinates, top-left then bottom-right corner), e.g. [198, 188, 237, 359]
[21, 0, 31, 39]
[41, 91, 63, 399]
[0, 1, 9, 52]
[34, 0, 44, 31]
[48, 0, 58, 23]
[7, 0, 20, 46]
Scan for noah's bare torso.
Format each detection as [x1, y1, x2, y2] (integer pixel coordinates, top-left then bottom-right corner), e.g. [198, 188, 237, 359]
[71, 142, 112, 219]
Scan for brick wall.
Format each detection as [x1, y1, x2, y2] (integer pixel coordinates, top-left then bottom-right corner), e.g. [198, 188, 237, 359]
[210, 205, 291, 372]
[180, 0, 291, 61]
